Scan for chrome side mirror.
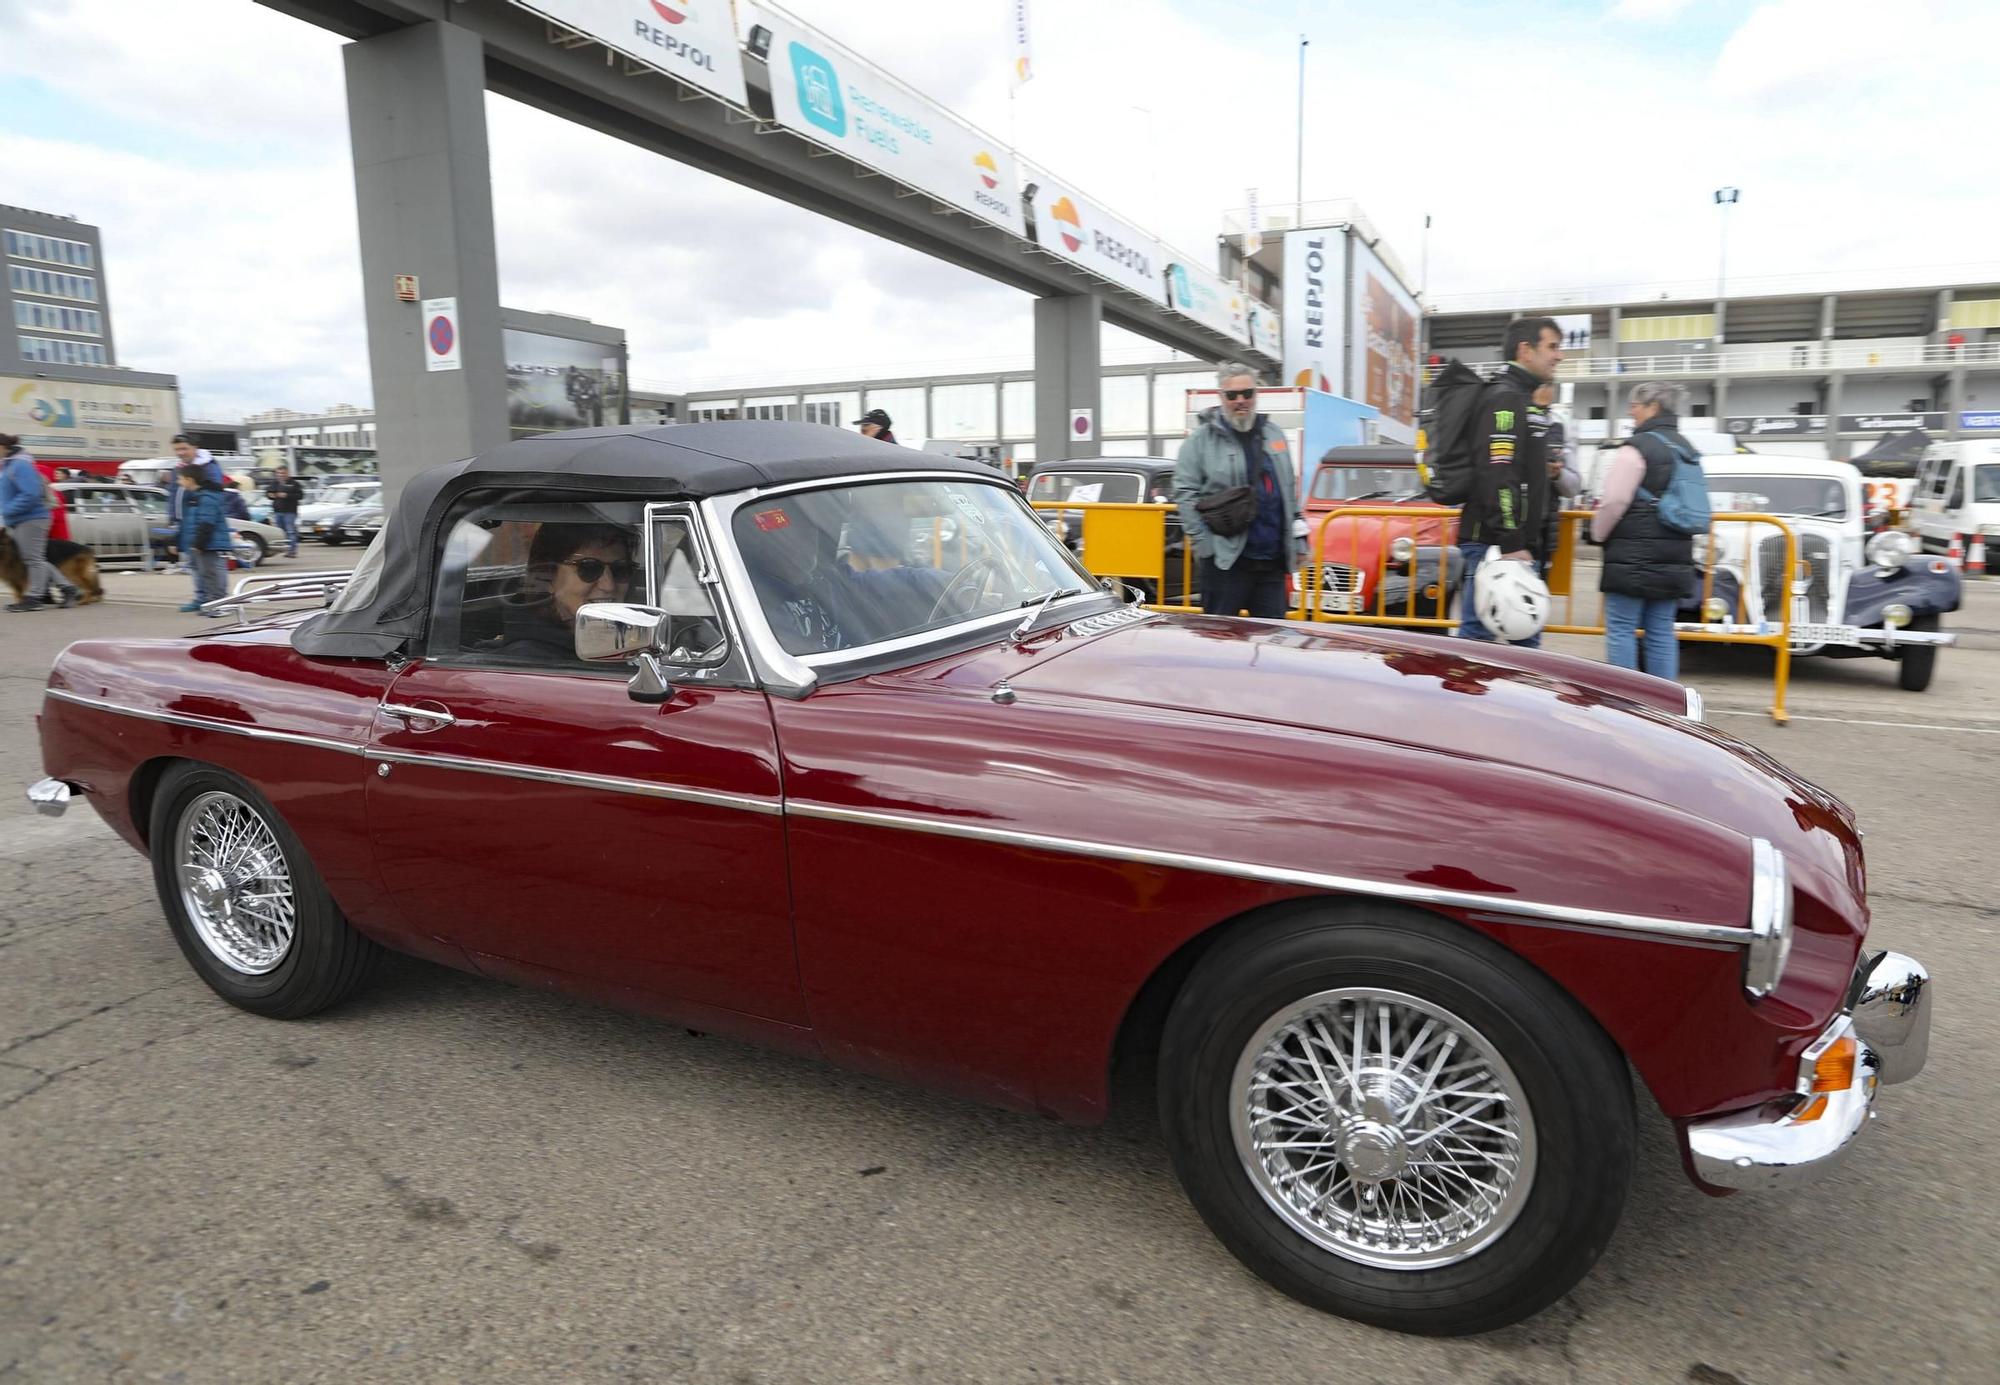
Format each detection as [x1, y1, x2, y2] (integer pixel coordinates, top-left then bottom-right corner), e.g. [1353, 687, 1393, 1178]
[576, 602, 730, 705]
[575, 602, 669, 664]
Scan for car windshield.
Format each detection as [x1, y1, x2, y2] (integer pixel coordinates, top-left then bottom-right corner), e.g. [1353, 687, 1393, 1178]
[1708, 475, 1847, 519]
[1974, 464, 2000, 504]
[1310, 465, 1424, 502]
[1028, 471, 1147, 504]
[734, 478, 1096, 657]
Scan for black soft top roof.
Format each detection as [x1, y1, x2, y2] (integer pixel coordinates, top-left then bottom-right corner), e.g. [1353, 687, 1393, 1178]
[291, 422, 994, 659]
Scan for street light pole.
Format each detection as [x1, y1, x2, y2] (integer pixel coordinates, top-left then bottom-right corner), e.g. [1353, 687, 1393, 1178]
[1295, 35, 1308, 227]
[1714, 186, 1740, 301]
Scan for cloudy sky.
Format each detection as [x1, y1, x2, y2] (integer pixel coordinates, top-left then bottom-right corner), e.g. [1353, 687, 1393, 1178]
[3, 0, 1995, 419]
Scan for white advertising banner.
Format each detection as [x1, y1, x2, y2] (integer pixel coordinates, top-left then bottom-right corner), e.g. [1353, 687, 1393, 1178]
[508, 0, 748, 107]
[1026, 172, 1165, 304]
[1248, 302, 1282, 359]
[4, 375, 183, 462]
[1347, 239, 1419, 444]
[1166, 261, 1248, 345]
[755, 8, 1025, 236]
[1010, 0, 1032, 85]
[1281, 228, 1343, 393]
[1244, 187, 1262, 257]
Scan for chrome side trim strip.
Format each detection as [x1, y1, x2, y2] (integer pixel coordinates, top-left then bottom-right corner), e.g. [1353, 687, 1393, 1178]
[364, 748, 784, 817]
[45, 689, 782, 817]
[43, 689, 366, 757]
[785, 801, 1752, 949]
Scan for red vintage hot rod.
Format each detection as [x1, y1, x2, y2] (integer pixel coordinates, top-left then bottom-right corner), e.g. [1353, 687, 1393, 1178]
[29, 422, 1930, 1336]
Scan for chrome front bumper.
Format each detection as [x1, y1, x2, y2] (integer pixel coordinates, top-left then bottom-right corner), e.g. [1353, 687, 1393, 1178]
[1688, 950, 1931, 1191]
[26, 777, 77, 817]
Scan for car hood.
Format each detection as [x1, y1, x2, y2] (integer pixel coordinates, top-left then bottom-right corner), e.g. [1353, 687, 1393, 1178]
[998, 614, 1843, 838]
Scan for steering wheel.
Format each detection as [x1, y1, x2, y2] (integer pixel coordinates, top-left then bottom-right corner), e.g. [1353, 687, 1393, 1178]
[926, 554, 1007, 623]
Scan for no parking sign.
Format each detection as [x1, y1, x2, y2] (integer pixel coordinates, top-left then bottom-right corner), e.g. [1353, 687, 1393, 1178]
[423, 297, 460, 372]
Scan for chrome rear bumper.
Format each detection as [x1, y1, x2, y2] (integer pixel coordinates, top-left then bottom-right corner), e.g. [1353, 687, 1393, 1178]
[1687, 950, 1930, 1191]
[26, 777, 77, 817]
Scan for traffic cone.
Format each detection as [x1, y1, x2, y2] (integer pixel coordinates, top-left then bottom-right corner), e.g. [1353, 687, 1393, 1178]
[1946, 533, 1963, 567]
[1969, 534, 1987, 577]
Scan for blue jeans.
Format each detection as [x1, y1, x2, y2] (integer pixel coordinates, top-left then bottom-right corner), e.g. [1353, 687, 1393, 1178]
[1455, 541, 1542, 648]
[1604, 592, 1679, 679]
[193, 550, 229, 606]
[276, 512, 298, 554]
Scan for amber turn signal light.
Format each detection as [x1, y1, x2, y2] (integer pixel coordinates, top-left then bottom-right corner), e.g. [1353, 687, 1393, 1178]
[1810, 1036, 1858, 1094]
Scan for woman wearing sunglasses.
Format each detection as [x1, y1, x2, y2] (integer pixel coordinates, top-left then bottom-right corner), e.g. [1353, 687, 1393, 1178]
[497, 521, 638, 662]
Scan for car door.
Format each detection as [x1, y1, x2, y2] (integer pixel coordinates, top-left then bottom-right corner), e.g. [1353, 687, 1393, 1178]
[363, 498, 805, 1027]
[71, 486, 143, 561]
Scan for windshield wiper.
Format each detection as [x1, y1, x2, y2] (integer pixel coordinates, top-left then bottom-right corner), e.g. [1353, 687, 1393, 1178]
[1009, 586, 1083, 642]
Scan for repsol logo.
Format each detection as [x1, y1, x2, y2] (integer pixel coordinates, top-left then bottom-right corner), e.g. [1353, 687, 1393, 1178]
[1302, 236, 1327, 349]
[632, 19, 717, 71]
[973, 188, 1012, 218]
[1092, 230, 1151, 278]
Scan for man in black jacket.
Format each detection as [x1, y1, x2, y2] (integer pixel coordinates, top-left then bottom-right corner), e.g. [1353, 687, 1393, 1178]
[1458, 316, 1563, 645]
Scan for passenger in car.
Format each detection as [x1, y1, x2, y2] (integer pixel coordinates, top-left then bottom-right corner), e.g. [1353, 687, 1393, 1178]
[740, 500, 852, 654]
[841, 509, 946, 636]
[496, 522, 636, 661]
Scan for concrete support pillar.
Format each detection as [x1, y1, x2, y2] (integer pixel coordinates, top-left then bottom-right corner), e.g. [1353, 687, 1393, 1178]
[1948, 366, 1968, 438]
[1034, 293, 1102, 463]
[1713, 375, 1729, 422]
[1825, 372, 1844, 459]
[1819, 295, 1837, 366]
[344, 21, 508, 501]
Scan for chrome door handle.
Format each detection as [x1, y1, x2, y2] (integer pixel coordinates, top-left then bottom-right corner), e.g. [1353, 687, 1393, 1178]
[380, 702, 456, 728]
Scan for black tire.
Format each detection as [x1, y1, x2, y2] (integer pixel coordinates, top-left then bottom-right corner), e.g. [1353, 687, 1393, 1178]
[149, 762, 380, 1018]
[322, 532, 345, 546]
[244, 533, 269, 561]
[1896, 614, 1938, 692]
[1159, 902, 1633, 1336]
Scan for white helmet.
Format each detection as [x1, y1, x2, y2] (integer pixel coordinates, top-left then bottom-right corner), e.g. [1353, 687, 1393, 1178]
[1473, 548, 1551, 642]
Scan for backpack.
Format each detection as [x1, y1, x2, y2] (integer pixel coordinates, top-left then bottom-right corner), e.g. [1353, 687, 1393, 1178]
[1636, 433, 1712, 536]
[1419, 359, 1490, 505]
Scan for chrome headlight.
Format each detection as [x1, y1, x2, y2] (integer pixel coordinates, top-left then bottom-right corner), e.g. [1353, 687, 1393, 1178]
[1866, 529, 1915, 572]
[1883, 603, 1912, 628]
[1388, 535, 1416, 564]
[1744, 840, 1793, 999]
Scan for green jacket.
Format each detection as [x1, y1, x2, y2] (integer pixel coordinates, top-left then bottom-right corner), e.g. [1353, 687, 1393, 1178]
[1172, 408, 1300, 571]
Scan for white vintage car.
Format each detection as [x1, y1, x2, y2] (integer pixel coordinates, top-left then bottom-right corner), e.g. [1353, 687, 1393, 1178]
[1679, 455, 1961, 691]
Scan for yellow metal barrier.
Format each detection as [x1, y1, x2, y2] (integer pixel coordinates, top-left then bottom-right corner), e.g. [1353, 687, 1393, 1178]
[1030, 500, 1196, 608]
[1026, 497, 1800, 723]
[1294, 505, 1464, 628]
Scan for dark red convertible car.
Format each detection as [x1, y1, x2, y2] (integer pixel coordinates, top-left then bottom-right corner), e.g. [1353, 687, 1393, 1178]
[28, 423, 1931, 1335]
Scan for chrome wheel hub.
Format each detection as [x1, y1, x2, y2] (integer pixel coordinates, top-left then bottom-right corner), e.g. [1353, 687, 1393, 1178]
[173, 790, 297, 975]
[1231, 987, 1536, 1270]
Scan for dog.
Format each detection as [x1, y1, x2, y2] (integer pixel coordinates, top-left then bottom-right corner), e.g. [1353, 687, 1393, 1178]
[0, 529, 104, 606]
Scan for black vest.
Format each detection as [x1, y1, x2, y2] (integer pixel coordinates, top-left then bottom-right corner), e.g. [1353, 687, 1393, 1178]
[1600, 419, 1697, 601]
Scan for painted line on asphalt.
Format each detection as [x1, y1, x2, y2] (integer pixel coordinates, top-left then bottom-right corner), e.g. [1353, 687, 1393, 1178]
[1709, 709, 2000, 735]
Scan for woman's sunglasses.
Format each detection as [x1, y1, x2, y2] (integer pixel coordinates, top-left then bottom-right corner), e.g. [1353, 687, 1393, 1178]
[561, 557, 637, 583]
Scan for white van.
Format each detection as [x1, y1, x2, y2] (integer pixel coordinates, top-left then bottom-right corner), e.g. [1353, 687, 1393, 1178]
[1911, 440, 2000, 556]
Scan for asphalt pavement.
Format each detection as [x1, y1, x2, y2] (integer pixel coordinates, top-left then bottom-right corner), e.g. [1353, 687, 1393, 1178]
[3, 554, 1997, 1384]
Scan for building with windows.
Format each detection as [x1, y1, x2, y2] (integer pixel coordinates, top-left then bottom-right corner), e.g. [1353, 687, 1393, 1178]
[3, 205, 115, 371]
[655, 350, 1223, 466]
[1420, 271, 2000, 459]
[243, 404, 379, 472]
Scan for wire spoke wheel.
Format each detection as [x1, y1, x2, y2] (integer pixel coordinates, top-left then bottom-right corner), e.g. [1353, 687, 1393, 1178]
[173, 790, 297, 975]
[1231, 987, 1536, 1270]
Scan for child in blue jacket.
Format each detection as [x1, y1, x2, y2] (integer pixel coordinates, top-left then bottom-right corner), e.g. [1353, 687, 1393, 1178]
[176, 464, 233, 614]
